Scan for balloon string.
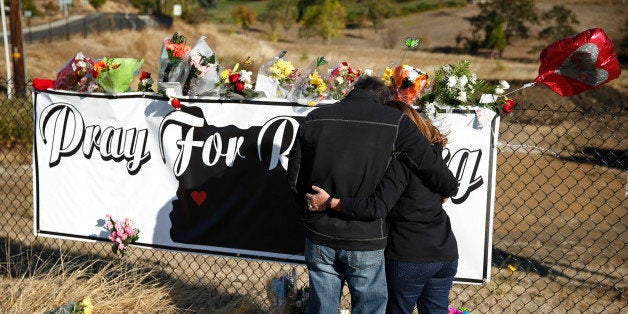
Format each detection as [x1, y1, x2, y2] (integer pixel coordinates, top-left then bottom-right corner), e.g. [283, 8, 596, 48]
[504, 82, 536, 96]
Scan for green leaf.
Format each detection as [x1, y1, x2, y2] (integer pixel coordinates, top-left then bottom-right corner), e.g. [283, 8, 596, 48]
[405, 37, 421, 49]
[316, 56, 328, 67]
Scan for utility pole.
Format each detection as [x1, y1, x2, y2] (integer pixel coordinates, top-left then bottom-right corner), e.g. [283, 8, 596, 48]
[9, 0, 26, 96]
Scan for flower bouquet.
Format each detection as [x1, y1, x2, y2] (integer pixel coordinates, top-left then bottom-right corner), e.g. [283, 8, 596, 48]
[326, 61, 364, 100]
[216, 63, 257, 99]
[53, 52, 98, 92]
[182, 36, 220, 96]
[158, 32, 192, 94]
[94, 57, 144, 93]
[289, 57, 329, 106]
[104, 214, 140, 257]
[46, 297, 93, 314]
[385, 64, 430, 105]
[267, 268, 309, 314]
[255, 50, 299, 99]
[137, 71, 154, 92]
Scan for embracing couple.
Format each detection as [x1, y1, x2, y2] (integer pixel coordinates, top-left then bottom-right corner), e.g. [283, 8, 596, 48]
[287, 76, 459, 314]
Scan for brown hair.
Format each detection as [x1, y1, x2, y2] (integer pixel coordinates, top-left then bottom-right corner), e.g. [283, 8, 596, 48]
[385, 100, 449, 147]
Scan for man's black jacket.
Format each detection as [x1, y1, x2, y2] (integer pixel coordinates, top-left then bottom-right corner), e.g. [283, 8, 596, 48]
[287, 89, 458, 250]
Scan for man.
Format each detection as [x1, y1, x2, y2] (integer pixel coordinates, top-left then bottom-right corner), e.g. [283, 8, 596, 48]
[287, 77, 457, 313]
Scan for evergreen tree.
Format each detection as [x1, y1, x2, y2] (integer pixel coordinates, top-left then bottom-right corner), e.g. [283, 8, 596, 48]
[298, 0, 346, 45]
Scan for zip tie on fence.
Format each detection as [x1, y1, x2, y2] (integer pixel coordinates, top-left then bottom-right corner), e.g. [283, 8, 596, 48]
[496, 142, 562, 158]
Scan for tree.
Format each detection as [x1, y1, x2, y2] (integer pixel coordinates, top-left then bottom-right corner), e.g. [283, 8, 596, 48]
[538, 5, 579, 42]
[232, 5, 257, 30]
[260, 0, 298, 41]
[468, 0, 539, 43]
[486, 23, 507, 58]
[357, 0, 397, 31]
[88, 0, 107, 11]
[298, 0, 346, 45]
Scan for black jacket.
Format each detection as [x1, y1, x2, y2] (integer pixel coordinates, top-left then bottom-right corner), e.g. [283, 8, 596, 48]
[339, 145, 459, 263]
[287, 89, 458, 250]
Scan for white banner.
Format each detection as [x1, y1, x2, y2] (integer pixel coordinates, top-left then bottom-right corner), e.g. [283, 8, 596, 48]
[33, 90, 497, 283]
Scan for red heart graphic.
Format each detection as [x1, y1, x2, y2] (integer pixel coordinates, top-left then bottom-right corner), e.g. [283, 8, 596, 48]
[191, 190, 207, 206]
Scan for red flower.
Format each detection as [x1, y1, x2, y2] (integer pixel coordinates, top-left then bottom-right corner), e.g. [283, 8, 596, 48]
[235, 81, 245, 92]
[33, 78, 55, 91]
[502, 99, 515, 114]
[171, 98, 181, 110]
[140, 71, 151, 81]
[229, 73, 240, 84]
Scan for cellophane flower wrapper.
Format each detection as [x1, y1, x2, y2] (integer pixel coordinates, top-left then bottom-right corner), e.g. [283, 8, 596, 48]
[97, 57, 144, 93]
[158, 36, 191, 94]
[326, 61, 363, 100]
[288, 59, 329, 106]
[391, 64, 430, 105]
[255, 51, 296, 99]
[54, 52, 97, 92]
[183, 36, 220, 96]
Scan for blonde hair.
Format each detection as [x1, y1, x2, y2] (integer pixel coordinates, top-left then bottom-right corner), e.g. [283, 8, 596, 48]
[385, 100, 449, 147]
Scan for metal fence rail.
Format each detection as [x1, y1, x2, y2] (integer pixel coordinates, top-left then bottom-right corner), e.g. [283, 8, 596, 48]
[0, 78, 626, 312]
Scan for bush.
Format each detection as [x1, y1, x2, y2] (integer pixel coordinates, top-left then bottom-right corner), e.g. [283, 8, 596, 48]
[0, 95, 33, 149]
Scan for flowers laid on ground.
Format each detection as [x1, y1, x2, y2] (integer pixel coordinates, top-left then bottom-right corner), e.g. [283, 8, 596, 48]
[217, 63, 257, 99]
[158, 32, 192, 87]
[268, 268, 309, 313]
[104, 214, 140, 257]
[326, 61, 365, 100]
[255, 51, 300, 98]
[137, 71, 154, 92]
[449, 306, 470, 314]
[387, 64, 430, 105]
[54, 52, 97, 92]
[47, 297, 93, 314]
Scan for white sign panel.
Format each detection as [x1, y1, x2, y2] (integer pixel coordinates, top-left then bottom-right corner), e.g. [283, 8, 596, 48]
[33, 91, 497, 283]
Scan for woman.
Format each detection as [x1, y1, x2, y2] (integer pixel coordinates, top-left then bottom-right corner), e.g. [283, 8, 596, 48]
[306, 100, 459, 314]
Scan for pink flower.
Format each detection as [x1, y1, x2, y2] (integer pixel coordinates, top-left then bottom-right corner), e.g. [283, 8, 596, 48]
[118, 243, 125, 250]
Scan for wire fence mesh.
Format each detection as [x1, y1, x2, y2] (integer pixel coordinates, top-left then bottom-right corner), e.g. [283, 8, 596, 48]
[0, 77, 626, 312]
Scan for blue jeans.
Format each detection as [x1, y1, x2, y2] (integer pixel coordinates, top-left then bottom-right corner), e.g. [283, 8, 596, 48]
[304, 237, 387, 314]
[385, 259, 458, 314]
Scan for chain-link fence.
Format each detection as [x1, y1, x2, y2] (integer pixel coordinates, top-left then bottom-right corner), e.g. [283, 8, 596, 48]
[1, 77, 626, 312]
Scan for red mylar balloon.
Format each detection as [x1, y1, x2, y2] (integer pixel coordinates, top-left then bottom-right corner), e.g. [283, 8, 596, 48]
[533, 28, 621, 96]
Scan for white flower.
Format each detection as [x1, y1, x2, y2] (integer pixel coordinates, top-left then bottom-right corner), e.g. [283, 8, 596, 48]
[244, 83, 252, 89]
[470, 73, 477, 84]
[479, 93, 498, 104]
[447, 76, 457, 88]
[335, 76, 344, 84]
[495, 87, 505, 95]
[498, 80, 510, 90]
[458, 75, 468, 87]
[364, 69, 373, 76]
[425, 102, 437, 120]
[240, 70, 252, 83]
[457, 91, 467, 102]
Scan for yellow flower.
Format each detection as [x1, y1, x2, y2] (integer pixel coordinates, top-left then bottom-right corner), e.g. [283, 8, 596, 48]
[309, 71, 327, 95]
[381, 67, 394, 86]
[221, 69, 231, 83]
[269, 59, 295, 81]
[81, 297, 94, 314]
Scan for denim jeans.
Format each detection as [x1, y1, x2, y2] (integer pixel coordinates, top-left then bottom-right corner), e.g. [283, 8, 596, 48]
[304, 237, 387, 314]
[385, 259, 458, 314]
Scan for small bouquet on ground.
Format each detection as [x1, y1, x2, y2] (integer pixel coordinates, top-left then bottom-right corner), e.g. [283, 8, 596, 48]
[289, 57, 329, 106]
[216, 63, 257, 99]
[46, 297, 93, 314]
[137, 71, 154, 92]
[93, 57, 144, 93]
[104, 214, 140, 257]
[384, 64, 430, 105]
[268, 268, 309, 314]
[326, 61, 365, 100]
[53, 52, 98, 92]
[182, 36, 220, 96]
[449, 306, 471, 314]
[158, 32, 192, 93]
[255, 50, 299, 99]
